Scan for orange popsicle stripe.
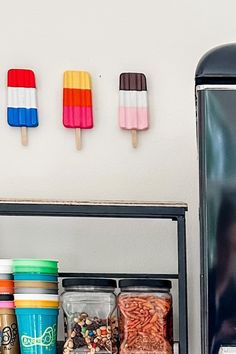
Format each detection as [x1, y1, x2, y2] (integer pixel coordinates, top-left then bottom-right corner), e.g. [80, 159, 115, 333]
[63, 88, 92, 107]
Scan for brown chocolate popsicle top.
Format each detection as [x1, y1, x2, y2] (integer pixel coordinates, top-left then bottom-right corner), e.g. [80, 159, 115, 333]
[119, 73, 147, 91]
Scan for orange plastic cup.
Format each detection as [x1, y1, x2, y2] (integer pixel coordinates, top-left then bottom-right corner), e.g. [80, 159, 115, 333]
[14, 300, 59, 308]
[0, 280, 14, 294]
[14, 280, 58, 289]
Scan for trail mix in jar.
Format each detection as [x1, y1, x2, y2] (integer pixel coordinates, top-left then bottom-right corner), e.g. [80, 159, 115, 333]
[63, 312, 118, 354]
[61, 278, 118, 354]
[118, 279, 173, 354]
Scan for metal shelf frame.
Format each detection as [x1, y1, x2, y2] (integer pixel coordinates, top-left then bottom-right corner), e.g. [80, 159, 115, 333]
[0, 199, 188, 354]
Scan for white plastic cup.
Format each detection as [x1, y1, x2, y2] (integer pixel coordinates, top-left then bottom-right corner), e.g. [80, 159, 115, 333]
[0, 260, 13, 274]
[14, 294, 59, 301]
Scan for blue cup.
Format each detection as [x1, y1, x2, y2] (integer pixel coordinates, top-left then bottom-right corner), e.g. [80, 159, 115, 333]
[14, 274, 58, 282]
[15, 308, 58, 354]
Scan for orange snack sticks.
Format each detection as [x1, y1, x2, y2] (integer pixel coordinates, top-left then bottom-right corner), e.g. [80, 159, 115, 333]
[118, 295, 173, 354]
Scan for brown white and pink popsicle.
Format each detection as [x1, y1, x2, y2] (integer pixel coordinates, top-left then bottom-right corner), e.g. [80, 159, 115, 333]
[119, 72, 148, 148]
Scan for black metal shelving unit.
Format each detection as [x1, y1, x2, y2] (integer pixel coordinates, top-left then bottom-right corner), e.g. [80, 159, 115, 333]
[0, 199, 188, 354]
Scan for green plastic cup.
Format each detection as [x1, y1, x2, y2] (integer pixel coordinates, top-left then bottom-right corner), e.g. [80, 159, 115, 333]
[13, 260, 58, 275]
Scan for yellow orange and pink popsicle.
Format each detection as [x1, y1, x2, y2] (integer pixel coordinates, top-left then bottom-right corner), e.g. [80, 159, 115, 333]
[63, 71, 93, 150]
[119, 72, 148, 148]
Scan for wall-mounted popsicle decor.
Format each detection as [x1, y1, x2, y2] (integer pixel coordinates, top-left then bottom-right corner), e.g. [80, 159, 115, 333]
[7, 69, 38, 146]
[119, 72, 148, 148]
[63, 71, 93, 150]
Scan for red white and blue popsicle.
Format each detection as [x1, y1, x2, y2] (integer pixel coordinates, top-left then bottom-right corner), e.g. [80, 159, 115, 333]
[7, 69, 38, 145]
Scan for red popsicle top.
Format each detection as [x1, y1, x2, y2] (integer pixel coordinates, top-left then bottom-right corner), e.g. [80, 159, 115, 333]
[8, 69, 36, 88]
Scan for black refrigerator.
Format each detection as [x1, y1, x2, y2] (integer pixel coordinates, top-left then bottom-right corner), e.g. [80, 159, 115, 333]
[196, 44, 236, 354]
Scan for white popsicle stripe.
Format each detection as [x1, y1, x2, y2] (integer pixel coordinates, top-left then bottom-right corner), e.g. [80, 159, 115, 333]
[119, 90, 148, 107]
[8, 87, 37, 108]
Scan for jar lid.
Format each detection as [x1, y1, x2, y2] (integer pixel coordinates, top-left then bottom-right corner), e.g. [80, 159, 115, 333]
[119, 279, 172, 289]
[62, 278, 117, 288]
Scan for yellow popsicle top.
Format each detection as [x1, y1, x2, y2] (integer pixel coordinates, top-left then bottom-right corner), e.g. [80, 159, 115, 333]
[64, 71, 91, 89]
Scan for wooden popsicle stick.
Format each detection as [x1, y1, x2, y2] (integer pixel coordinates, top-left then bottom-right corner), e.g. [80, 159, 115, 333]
[75, 128, 81, 150]
[131, 129, 138, 148]
[21, 127, 28, 146]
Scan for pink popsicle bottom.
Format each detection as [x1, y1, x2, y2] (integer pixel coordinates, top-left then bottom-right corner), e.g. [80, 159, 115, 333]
[63, 106, 93, 129]
[119, 107, 148, 130]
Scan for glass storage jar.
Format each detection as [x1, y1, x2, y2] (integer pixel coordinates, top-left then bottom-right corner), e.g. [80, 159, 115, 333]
[61, 278, 118, 354]
[118, 279, 173, 354]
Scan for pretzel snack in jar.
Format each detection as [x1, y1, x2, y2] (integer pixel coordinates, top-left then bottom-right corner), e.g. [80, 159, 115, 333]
[118, 279, 173, 354]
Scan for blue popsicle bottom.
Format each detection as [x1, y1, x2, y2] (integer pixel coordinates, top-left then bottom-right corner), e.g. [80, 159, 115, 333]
[16, 308, 58, 354]
[8, 108, 38, 127]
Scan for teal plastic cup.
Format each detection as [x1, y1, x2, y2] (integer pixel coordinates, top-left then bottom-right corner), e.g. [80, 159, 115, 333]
[14, 274, 57, 282]
[16, 308, 58, 354]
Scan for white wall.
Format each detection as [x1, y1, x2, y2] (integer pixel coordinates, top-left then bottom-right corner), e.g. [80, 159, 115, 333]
[0, 0, 236, 352]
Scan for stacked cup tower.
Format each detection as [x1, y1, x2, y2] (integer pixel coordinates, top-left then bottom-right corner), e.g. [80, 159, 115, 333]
[0, 260, 20, 354]
[13, 259, 59, 354]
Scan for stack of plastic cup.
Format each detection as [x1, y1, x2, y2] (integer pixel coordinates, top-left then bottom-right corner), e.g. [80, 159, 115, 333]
[0, 259, 14, 306]
[13, 259, 59, 354]
[0, 259, 20, 354]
